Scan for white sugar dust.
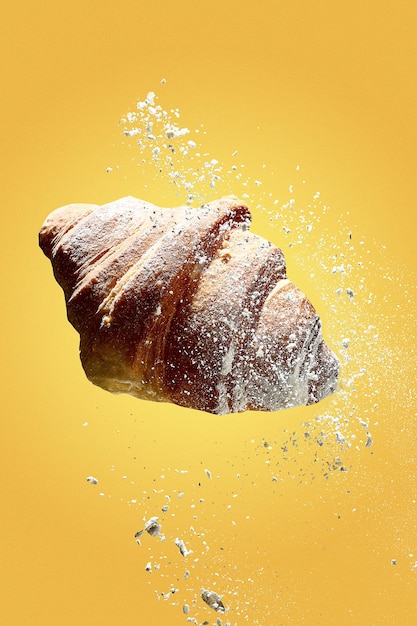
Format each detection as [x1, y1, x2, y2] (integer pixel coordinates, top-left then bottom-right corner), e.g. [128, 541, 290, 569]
[96, 87, 417, 625]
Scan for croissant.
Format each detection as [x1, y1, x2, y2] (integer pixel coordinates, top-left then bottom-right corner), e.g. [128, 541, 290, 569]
[39, 196, 339, 415]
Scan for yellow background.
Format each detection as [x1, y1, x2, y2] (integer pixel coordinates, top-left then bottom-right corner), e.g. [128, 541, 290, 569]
[2, 1, 417, 624]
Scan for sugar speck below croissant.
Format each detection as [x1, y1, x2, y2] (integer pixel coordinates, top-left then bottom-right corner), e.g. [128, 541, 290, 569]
[39, 196, 339, 415]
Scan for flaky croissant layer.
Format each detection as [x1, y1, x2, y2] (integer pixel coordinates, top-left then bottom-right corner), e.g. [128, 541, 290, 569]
[39, 196, 339, 414]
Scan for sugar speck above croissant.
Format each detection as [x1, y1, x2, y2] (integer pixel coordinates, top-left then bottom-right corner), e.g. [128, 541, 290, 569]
[39, 196, 339, 414]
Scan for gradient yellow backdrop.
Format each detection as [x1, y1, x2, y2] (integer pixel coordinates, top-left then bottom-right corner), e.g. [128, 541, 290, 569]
[2, 1, 417, 625]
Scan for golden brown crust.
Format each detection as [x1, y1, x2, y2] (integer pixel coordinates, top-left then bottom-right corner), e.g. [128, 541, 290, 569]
[39, 196, 339, 414]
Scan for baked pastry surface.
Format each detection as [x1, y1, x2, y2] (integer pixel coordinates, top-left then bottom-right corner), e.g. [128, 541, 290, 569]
[39, 196, 339, 414]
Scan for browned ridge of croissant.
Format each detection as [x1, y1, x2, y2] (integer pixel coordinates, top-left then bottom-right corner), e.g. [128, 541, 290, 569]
[39, 196, 339, 414]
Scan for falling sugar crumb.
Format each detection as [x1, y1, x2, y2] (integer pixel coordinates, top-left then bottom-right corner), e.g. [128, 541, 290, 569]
[134, 529, 144, 545]
[86, 476, 98, 485]
[144, 517, 162, 537]
[201, 589, 226, 613]
[175, 537, 192, 557]
[145, 91, 156, 105]
[365, 433, 373, 447]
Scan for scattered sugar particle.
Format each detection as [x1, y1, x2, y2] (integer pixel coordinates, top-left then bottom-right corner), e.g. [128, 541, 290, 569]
[178, 492, 185, 498]
[184, 569, 190, 580]
[365, 433, 373, 447]
[161, 505, 169, 512]
[336, 431, 346, 445]
[145, 561, 152, 572]
[201, 589, 226, 613]
[105, 167, 112, 173]
[346, 288, 354, 300]
[342, 338, 350, 348]
[391, 559, 397, 565]
[188, 140, 197, 148]
[82, 421, 89, 427]
[175, 537, 191, 557]
[86, 476, 98, 485]
[183, 604, 190, 614]
[161, 78, 166, 84]
[165, 124, 190, 139]
[144, 517, 162, 537]
[254, 180, 262, 186]
[123, 128, 140, 137]
[205, 468, 212, 479]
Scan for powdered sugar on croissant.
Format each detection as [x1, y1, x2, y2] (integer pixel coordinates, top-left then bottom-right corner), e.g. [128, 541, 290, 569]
[39, 196, 339, 414]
